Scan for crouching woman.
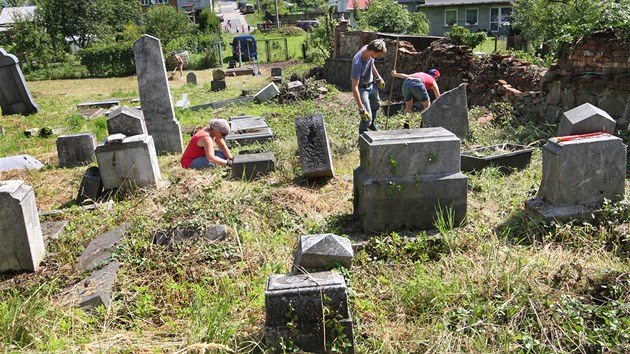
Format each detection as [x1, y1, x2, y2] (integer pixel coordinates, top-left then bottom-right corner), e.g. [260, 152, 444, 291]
[181, 119, 233, 169]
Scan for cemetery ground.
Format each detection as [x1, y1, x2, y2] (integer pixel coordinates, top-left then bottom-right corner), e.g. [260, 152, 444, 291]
[1, 63, 629, 352]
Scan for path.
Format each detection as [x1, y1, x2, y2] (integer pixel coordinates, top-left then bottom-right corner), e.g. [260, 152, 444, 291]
[217, 0, 251, 34]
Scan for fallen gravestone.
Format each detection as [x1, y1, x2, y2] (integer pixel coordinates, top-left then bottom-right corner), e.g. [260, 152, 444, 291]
[175, 94, 190, 110]
[153, 225, 228, 245]
[354, 128, 468, 232]
[556, 103, 617, 136]
[0, 154, 44, 172]
[41, 220, 68, 245]
[76, 166, 104, 205]
[76, 224, 129, 272]
[78, 108, 105, 120]
[134, 35, 183, 154]
[254, 82, 280, 103]
[76, 100, 120, 110]
[421, 83, 469, 139]
[231, 152, 276, 180]
[0, 180, 45, 273]
[190, 97, 254, 111]
[0, 48, 39, 116]
[56, 133, 97, 168]
[293, 234, 353, 273]
[107, 106, 147, 136]
[187, 72, 197, 85]
[225, 116, 273, 146]
[61, 261, 120, 311]
[265, 271, 355, 353]
[294, 113, 334, 178]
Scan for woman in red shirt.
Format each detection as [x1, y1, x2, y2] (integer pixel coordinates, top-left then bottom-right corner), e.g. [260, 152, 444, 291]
[181, 119, 234, 169]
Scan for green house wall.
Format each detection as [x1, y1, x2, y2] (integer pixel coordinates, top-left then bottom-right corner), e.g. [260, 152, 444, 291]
[418, 3, 512, 36]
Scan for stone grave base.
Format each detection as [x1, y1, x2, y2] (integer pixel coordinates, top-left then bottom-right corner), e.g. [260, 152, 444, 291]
[226, 127, 273, 146]
[524, 198, 625, 222]
[231, 152, 275, 180]
[264, 319, 354, 353]
[211, 80, 226, 91]
[354, 169, 468, 232]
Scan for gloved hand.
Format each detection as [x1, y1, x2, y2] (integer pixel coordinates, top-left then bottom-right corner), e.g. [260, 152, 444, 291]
[226, 158, 233, 167]
[359, 109, 370, 122]
[376, 79, 385, 90]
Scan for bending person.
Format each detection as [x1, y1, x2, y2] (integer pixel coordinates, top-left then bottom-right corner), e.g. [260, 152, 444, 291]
[171, 51, 184, 79]
[390, 69, 441, 127]
[181, 119, 233, 169]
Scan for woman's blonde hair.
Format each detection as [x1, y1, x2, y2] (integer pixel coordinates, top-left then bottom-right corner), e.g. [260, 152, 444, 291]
[207, 119, 230, 136]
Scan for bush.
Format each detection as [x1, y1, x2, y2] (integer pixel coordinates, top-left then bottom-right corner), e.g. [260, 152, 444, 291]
[78, 42, 136, 77]
[198, 8, 221, 34]
[445, 25, 487, 48]
[23, 61, 89, 81]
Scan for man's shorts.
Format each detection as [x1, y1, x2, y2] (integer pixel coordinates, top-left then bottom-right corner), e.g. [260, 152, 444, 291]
[402, 78, 429, 103]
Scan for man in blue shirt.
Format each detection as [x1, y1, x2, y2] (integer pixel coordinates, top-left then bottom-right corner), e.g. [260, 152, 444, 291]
[351, 39, 387, 134]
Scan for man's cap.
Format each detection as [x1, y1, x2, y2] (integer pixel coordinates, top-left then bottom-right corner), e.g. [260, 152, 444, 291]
[207, 119, 230, 136]
[368, 39, 386, 53]
[428, 69, 440, 78]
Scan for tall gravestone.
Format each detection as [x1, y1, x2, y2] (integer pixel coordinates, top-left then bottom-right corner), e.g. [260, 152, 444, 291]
[0, 48, 39, 116]
[295, 113, 334, 178]
[0, 180, 45, 273]
[421, 83, 469, 139]
[133, 35, 183, 154]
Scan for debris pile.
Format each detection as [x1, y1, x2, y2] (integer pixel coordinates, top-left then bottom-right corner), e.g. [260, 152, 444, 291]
[277, 78, 329, 104]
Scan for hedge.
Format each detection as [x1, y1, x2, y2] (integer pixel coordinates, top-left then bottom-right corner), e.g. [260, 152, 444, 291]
[78, 42, 136, 77]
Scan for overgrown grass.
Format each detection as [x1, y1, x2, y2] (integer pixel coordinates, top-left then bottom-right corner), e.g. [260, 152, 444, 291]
[0, 63, 629, 352]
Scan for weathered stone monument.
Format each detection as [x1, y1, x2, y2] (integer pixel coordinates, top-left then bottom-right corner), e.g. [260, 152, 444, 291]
[231, 152, 276, 180]
[265, 272, 355, 353]
[293, 234, 353, 273]
[95, 134, 161, 190]
[421, 83, 469, 139]
[0, 180, 45, 273]
[107, 106, 147, 136]
[354, 128, 468, 232]
[211, 69, 226, 91]
[186, 72, 197, 85]
[295, 113, 334, 178]
[0, 48, 39, 116]
[56, 133, 97, 168]
[133, 35, 183, 154]
[557, 103, 617, 136]
[254, 82, 280, 103]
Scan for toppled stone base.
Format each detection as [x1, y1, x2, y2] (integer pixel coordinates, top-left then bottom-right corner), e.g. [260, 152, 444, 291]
[524, 197, 623, 222]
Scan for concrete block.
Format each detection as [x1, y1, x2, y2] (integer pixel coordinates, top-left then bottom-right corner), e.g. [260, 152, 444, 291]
[76, 166, 104, 205]
[421, 83, 469, 139]
[211, 80, 226, 91]
[0, 180, 45, 272]
[154, 224, 227, 245]
[295, 113, 334, 178]
[56, 133, 97, 168]
[187, 72, 197, 85]
[557, 103, 617, 136]
[0, 48, 39, 116]
[0, 154, 44, 172]
[254, 82, 280, 103]
[231, 152, 276, 180]
[76, 224, 128, 272]
[107, 106, 147, 136]
[293, 234, 353, 272]
[359, 128, 460, 180]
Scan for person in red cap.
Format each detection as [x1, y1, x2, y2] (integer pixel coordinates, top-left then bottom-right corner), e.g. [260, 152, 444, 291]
[181, 119, 234, 169]
[391, 68, 441, 128]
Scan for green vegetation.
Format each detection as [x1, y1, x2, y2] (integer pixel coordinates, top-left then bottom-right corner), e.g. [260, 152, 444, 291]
[445, 25, 487, 49]
[356, 0, 429, 35]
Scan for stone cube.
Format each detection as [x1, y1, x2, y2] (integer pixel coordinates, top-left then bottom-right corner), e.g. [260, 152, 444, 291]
[557, 103, 617, 136]
[293, 234, 353, 272]
[0, 180, 45, 272]
[56, 133, 97, 168]
[295, 113, 334, 178]
[421, 83, 469, 139]
[107, 106, 147, 136]
[231, 152, 276, 180]
[254, 82, 280, 103]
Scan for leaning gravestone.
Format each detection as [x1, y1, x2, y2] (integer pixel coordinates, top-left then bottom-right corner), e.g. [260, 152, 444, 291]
[265, 271, 355, 353]
[186, 72, 197, 85]
[107, 106, 147, 136]
[254, 82, 280, 103]
[133, 35, 183, 154]
[295, 113, 334, 178]
[0, 48, 39, 116]
[231, 152, 276, 180]
[421, 83, 469, 139]
[76, 166, 104, 205]
[293, 234, 353, 273]
[0, 180, 45, 273]
[556, 103, 617, 137]
[0, 154, 44, 172]
[354, 128, 468, 232]
[56, 133, 97, 168]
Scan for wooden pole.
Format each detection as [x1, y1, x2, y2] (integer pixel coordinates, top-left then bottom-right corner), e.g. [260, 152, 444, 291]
[385, 37, 400, 130]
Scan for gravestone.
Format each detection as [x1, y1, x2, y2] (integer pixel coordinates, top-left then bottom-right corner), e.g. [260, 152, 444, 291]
[211, 80, 227, 91]
[76, 224, 128, 272]
[226, 116, 274, 146]
[354, 128, 468, 232]
[293, 234, 353, 273]
[107, 106, 147, 136]
[557, 103, 616, 136]
[265, 272, 355, 353]
[254, 82, 280, 103]
[213, 69, 227, 80]
[294, 113, 334, 178]
[270, 67, 281, 77]
[76, 166, 104, 205]
[175, 94, 190, 110]
[186, 72, 197, 85]
[41, 220, 68, 245]
[64, 261, 120, 311]
[133, 35, 183, 154]
[0, 154, 44, 172]
[231, 152, 276, 180]
[0, 49, 39, 116]
[0, 180, 45, 273]
[154, 225, 227, 245]
[421, 83, 469, 139]
[56, 133, 97, 168]
[230, 116, 268, 132]
[95, 134, 161, 190]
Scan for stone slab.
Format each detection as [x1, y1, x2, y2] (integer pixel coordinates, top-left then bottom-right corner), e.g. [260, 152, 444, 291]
[0, 180, 45, 273]
[537, 135, 626, 206]
[107, 106, 147, 136]
[76, 166, 104, 205]
[225, 67, 254, 76]
[524, 198, 618, 222]
[56, 133, 97, 168]
[190, 97, 254, 111]
[287, 81, 304, 92]
[225, 127, 273, 146]
[78, 108, 105, 120]
[0, 154, 44, 172]
[187, 72, 197, 85]
[295, 113, 334, 178]
[293, 234, 353, 272]
[229, 114, 257, 121]
[421, 83, 469, 139]
[153, 225, 227, 245]
[76, 100, 120, 110]
[41, 220, 68, 245]
[557, 103, 616, 136]
[0, 48, 39, 116]
[359, 128, 460, 180]
[76, 224, 128, 272]
[230, 117, 268, 132]
[254, 82, 280, 103]
[77, 261, 120, 311]
[231, 152, 276, 180]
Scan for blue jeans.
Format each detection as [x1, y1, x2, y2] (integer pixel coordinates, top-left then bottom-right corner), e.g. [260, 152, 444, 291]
[359, 85, 381, 134]
[189, 151, 226, 169]
[402, 78, 429, 105]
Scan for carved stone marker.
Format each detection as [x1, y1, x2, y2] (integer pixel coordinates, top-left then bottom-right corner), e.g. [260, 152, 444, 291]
[0, 154, 44, 172]
[557, 103, 617, 137]
[107, 106, 147, 136]
[76, 166, 104, 205]
[133, 35, 183, 154]
[0, 180, 45, 273]
[186, 72, 197, 85]
[254, 82, 280, 103]
[95, 134, 161, 190]
[265, 272, 355, 353]
[421, 83, 469, 139]
[231, 152, 276, 180]
[293, 234, 353, 272]
[295, 113, 334, 178]
[0, 48, 39, 116]
[354, 128, 468, 232]
[56, 133, 97, 168]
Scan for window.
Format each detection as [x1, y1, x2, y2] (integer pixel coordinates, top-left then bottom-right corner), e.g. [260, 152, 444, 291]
[465, 8, 478, 26]
[140, 0, 149, 5]
[490, 7, 512, 33]
[445, 9, 457, 27]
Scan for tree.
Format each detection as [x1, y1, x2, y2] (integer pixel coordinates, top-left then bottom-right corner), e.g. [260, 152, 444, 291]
[9, 12, 53, 68]
[197, 8, 221, 34]
[357, 0, 428, 35]
[144, 5, 193, 46]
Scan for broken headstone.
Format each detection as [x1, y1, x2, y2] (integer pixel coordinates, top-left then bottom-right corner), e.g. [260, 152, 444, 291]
[557, 103, 616, 137]
[294, 113, 334, 178]
[56, 133, 97, 168]
[107, 106, 147, 136]
[421, 83, 469, 139]
[293, 234, 353, 272]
